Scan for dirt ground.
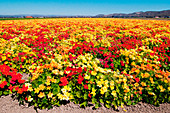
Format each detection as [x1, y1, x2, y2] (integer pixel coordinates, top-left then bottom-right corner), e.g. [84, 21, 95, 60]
[0, 95, 170, 113]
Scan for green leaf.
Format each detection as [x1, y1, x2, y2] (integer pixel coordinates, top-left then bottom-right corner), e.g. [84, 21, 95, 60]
[105, 103, 111, 108]
[88, 84, 91, 90]
[80, 101, 88, 107]
[100, 99, 104, 103]
[92, 98, 97, 104]
[0, 91, 2, 96]
[112, 101, 116, 106]
[95, 103, 99, 109]
[76, 91, 81, 98]
[7, 83, 10, 87]
[132, 102, 136, 105]
[127, 101, 132, 105]
[84, 93, 88, 100]
[3, 90, 9, 95]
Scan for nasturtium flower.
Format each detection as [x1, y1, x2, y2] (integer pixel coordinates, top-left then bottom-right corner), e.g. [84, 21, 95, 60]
[84, 84, 88, 89]
[34, 88, 40, 94]
[1, 56, 6, 61]
[38, 92, 45, 98]
[59, 77, 68, 86]
[57, 93, 63, 100]
[91, 88, 96, 96]
[28, 96, 33, 102]
[61, 88, 67, 93]
[39, 84, 45, 90]
[45, 80, 51, 86]
[48, 92, 53, 98]
[77, 74, 84, 84]
[97, 81, 102, 87]
[84, 74, 90, 80]
[111, 90, 117, 97]
[63, 85, 71, 91]
[159, 85, 165, 92]
[91, 71, 97, 76]
[100, 86, 107, 94]
[28, 86, 33, 91]
[131, 61, 136, 66]
[141, 82, 146, 86]
[148, 92, 155, 95]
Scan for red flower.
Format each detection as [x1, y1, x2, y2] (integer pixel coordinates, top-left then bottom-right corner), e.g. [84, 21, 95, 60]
[18, 79, 25, 84]
[0, 64, 10, 76]
[139, 91, 142, 95]
[77, 75, 84, 84]
[84, 84, 88, 89]
[17, 88, 23, 94]
[120, 60, 125, 66]
[0, 81, 7, 88]
[84, 67, 87, 72]
[15, 86, 19, 91]
[25, 97, 28, 101]
[21, 85, 28, 92]
[8, 85, 14, 91]
[135, 78, 140, 83]
[88, 92, 91, 98]
[59, 77, 68, 86]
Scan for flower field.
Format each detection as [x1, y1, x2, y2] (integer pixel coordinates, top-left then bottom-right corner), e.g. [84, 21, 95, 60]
[0, 18, 170, 110]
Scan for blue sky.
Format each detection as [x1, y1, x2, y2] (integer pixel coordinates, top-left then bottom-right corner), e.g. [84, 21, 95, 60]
[0, 0, 170, 15]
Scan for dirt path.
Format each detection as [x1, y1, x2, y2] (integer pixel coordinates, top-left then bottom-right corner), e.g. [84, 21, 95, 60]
[0, 95, 170, 113]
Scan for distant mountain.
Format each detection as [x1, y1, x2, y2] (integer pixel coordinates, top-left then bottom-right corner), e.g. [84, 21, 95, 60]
[0, 9, 170, 18]
[97, 10, 170, 18]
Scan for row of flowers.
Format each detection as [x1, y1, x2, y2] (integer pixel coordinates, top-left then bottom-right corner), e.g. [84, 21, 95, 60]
[0, 18, 170, 110]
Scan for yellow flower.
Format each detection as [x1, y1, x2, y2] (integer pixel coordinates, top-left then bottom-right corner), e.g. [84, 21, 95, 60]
[134, 83, 139, 87]
[111, 91, 117, 97]
[57, 93, 63, 100]
[51, 77, 56, 83]
[141, 82, 146, 86]
[64, 92, 70, 97]
[69, 94, 74, 100]
[52, 69, 59, 75]
[34, 88, 40, 94]
[159, 85, 165, 92]
[123, 77, 127, 83]
[100, 86, 107, 94]
[144, 72, 150, 78]
[38, 92, 45, 98]
[25, 83, 31, 87]
[97, 81, 102, 87]
[84, 74, 90, 80]
[91, 71, 97, 75]
[28, 96, 33, 102]
[61, 88, 67, 93]
[45, 80, 51, 86]
[59, 71, 64, 75]
[28, 87, 33, 91]
[148, 92, 155, 95]
[1, 56, 6, 61]
[168, 87, 170, 91]
[110, 81, 114, 86]
[91, 88, 96, 96]
[46, 86, 51, 90]
[135, 69, 140, 74]
[131, 61, 136, 66]
[39, 84, 45, 90]
[48, 92, 53, 98]
[150, 77, 154, 84]
[63, 85, 71, 91]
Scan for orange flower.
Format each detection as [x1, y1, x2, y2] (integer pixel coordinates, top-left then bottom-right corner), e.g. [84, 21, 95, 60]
[38, 92, 45, 98]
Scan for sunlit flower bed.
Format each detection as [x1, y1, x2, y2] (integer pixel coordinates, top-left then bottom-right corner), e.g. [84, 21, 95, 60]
[0, 18, 170, 110]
